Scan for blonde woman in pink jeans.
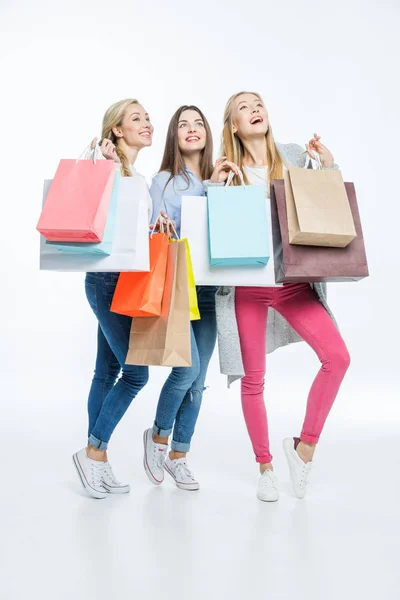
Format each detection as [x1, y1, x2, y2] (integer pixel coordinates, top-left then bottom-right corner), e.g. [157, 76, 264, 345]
[208, 91, 350, 502]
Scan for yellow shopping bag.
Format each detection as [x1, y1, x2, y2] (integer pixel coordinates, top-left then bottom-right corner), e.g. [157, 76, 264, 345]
[171, 238, 200, 321]
[184, 238, 200, 321]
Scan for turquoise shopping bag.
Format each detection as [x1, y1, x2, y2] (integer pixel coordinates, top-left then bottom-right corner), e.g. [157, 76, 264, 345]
[207, 171, 270, 267]
[45, 170, 120, 256]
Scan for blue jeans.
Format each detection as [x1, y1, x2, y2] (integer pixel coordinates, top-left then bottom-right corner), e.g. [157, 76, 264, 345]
[85, 273, 149, 450]
[153, 286, 217, 452]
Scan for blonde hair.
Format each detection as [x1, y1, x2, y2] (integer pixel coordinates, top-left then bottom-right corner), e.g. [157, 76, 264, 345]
[100, 98, 140, 177]
[222, 91, 283, 186]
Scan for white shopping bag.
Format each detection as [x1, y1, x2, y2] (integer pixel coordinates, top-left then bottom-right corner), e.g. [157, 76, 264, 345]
[181, 196, 279, 286]
[40, 175, 150, 272]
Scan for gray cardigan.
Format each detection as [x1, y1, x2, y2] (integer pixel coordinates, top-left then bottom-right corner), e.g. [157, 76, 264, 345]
[213, 142, 339, 386]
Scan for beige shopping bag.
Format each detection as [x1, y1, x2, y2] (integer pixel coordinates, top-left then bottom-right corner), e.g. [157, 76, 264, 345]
[285, 164, 357, 248]
[126, 240, 192, 367]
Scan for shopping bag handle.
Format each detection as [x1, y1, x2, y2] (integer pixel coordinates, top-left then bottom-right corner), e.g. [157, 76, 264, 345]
[168, 219, 179, 239]
[225, 169, 246, 190]
[303, 151, 323, 170]
[76, 143, 104, 164]
[151, 214, 179, 240]
[151, 214, 166, 237]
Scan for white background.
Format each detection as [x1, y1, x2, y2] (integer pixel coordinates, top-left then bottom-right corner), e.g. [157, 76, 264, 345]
[1, 1, 399, 599]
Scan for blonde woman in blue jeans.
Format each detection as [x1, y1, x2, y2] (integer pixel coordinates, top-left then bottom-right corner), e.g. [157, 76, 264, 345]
[73, 98, 153, 499]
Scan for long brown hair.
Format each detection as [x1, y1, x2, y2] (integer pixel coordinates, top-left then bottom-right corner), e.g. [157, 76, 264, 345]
[222, 91, 283, 186]
[100, 98, 140, 177]
[159, 105, 214, 189]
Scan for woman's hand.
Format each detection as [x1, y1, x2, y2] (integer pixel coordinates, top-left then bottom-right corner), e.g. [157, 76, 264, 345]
[306, 133, 334, 168]
[91, 137, 121, 163]
[210, 157, 240, 183]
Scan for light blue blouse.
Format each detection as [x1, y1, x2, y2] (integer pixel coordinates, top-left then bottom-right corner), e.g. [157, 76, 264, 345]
[150, 169, 205, 237]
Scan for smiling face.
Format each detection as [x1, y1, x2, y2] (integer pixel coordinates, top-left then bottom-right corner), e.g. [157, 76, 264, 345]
[177, 109, 207, 155]
[231, 93, 269, 141]
[113, 103, 153, 149]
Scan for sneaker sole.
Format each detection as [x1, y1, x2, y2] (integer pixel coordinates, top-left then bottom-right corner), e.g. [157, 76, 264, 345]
[164, 463, 200, 491]
[257, 492, 279, 502]
[143, 430, 164, 486]
[72, 453, 107, 500]
[102, 482, 131, 494]
[282, 439, 306, 499]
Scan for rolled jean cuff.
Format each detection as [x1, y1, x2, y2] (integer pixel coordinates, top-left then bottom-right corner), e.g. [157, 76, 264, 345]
[88, 434, 108, 451]
[153, 423, 172, 438]
[256, 453, 273, 464]
[300, 433, 320, 444]
[171, 440, 191, 453]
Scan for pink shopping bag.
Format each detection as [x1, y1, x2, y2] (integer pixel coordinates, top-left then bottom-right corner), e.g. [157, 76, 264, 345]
[37, 158, 116, 242]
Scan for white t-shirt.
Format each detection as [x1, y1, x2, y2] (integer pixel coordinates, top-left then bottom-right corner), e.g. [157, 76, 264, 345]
[244, 165, 282, 287]
[127, 165, 153, 223]
[97, 153, 153, 223]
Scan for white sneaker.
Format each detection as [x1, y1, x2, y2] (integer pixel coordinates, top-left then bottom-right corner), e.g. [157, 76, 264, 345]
[164, 457, 200, 491]
[143, 428, 168, 485]
[283, 437, 313, 499]
[257, 470, 279, 502]
[102, 462, 130, 494]
[73, 448, 107, 499]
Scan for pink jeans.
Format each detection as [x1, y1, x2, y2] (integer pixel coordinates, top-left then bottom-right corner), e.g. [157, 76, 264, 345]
[235, 284, 350, 464]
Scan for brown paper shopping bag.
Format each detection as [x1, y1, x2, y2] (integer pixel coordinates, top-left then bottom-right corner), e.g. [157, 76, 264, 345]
[285, 165, 357, 248]
[126, 240, 192, 367]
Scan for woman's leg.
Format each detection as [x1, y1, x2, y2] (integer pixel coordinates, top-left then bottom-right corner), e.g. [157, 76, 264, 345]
[235, 287, 272, 467]
[144, 287, 216, 491]
[143, 326, 201, 486]
[171, 286, 217, 454]
[274, 284, 350, 460]
[85, 273, 149, 451]
[74, 273, 148, 498]
[170, 286, 217, 459]
[87, 325, 121, 438]
[152, 325, 201, 444]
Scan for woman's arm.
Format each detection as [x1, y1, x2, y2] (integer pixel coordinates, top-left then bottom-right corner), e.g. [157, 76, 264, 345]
[91, 137, 121, 162]
[149, 175, 177, 236]
[306, 133, 335, 169]
[149, 177, 167, 224]
[203, 158, 241, 190]
[280, 142, 339, 170]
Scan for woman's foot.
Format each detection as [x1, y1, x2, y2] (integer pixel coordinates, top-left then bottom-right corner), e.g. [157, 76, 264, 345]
[296, 440, 316, 463]
[257, 469, 279, 502]
[164, 457, 200, 491]
[102, 461, 130, 494]
[283, 437, 313, 499]
[72, 448, 107, 499]
[143, 428, 168, 485]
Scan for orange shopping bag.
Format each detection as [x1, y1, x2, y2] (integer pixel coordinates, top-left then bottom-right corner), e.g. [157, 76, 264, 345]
[111, 233, 169, 317]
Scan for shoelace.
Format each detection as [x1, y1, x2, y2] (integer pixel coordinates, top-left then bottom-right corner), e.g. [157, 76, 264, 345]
[103, 462, 118, 484]
[154, 447, 167, 469]
[176, 462, 196, 481]
[260, 471, 277, 490]
[299, 463, 312, 488]
[91, 461, 105, 488]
